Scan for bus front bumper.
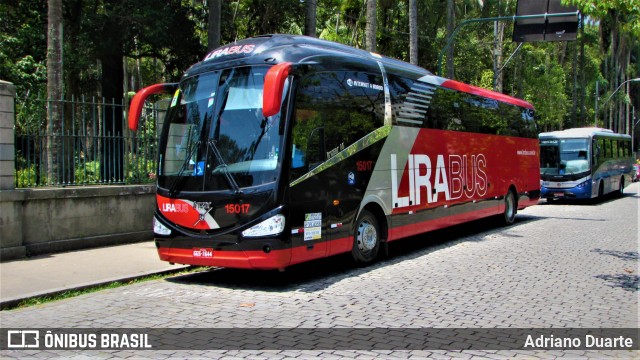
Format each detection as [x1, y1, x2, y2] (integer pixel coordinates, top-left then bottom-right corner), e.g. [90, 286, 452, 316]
[540, 186, 590, 199]
[155, 238, 292, 270]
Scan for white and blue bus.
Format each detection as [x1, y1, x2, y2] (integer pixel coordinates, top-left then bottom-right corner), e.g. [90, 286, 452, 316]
[539, 127, 634, 201]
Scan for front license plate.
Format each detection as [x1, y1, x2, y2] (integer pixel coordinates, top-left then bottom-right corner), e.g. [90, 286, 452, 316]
[553, 193, 565, 197]
[193, 248, 213, 257]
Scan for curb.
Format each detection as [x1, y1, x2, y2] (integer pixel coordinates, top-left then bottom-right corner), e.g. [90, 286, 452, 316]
[0, 266, 191, 310]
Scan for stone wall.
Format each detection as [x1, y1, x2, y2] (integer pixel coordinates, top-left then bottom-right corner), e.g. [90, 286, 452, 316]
[0, 81, 156, 261]
[0, 185, 156, 260]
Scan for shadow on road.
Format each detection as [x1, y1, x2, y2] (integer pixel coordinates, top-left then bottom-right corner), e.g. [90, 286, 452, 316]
[166, 214, 541, 293]
[594, 274, 639, 292]
[591, 248, 639, 292]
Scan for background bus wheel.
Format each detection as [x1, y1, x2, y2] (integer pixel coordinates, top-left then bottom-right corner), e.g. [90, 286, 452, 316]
[598, 181, 604, 198]
[618, 176, 625, 197]
[352, 210, 380, 265]
[503, 190, 517, 225]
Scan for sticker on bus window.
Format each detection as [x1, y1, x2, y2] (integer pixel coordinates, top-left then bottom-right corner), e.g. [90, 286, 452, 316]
[304, 212, 322, 241]
[170, 89, 180, 107]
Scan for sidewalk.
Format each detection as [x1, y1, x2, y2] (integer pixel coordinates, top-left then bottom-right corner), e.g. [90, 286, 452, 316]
[0, 241, 189, 309]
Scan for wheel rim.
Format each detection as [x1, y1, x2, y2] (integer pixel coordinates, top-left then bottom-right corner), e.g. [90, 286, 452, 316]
[357, 220, 377, 252]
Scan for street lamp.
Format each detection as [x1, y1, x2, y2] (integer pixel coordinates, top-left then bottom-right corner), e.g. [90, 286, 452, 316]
[596, 77, 640, 128]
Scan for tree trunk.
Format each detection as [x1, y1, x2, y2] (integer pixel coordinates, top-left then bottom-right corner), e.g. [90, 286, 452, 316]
[305, 0, 316, 37]
[365, 0, 376, 52]
[46, 0, 64, 185]
[446, 0, 455, 79]
[208, 0, 221, 51]
[409, 0, 418, 65]
[492, 21, 505, 92]
[100, 52, 124, 183]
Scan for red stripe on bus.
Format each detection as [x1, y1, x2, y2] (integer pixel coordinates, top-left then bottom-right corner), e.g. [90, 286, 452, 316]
[388, 205, 502, 241]
[441, 79, 534, 110]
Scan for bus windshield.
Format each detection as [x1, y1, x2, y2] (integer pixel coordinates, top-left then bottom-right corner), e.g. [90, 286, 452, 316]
[158, 66, 285, 192]
[540, 138, 590, 176]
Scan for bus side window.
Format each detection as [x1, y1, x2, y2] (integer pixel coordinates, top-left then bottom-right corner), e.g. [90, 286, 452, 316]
[306, 126, 325, 170]
[290, 107, 324, 178]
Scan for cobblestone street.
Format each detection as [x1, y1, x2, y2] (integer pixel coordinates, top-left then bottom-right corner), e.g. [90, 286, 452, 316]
[1, 184, 638, 359]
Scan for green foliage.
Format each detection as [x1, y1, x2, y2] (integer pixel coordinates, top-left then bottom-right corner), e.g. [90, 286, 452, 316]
[124, 153, 156, 184]
[519, 44, 569, 131]
[564, 0, 640, 38]
[2, 0, 636, 148]
[15, 165, 37, 188]
[74, 161, 101, 184]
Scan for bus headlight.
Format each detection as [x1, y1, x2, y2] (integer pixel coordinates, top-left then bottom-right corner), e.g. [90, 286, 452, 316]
[242, 214, 285, 237]
[154, 217, 172, 235]
[576, 180, 589, 188]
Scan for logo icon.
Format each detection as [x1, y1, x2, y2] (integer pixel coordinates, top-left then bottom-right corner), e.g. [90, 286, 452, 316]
[7, 330, 39, 348]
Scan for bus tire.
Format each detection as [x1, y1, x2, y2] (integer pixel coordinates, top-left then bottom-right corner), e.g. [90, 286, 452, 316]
[503, 190, 517, 225]
[618, 176, 625, 197]
[352, 210, 380, 265]
[598, 181, 604, 198]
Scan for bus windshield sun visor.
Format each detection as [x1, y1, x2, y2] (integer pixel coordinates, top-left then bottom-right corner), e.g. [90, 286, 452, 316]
[262, 62, 292, 117]
[128, 83, 178, 131]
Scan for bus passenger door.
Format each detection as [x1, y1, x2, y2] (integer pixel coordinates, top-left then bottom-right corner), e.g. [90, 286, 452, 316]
[289, 122, 329, 264]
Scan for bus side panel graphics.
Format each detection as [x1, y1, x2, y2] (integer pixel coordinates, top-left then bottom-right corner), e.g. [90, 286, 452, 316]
[157, 194, 220, 230]
[366, 127, 539, 240]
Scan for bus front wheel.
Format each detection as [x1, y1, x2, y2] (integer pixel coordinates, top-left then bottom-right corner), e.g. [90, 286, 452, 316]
[352, 210, 380, 265]
[503, 190, 517, 225]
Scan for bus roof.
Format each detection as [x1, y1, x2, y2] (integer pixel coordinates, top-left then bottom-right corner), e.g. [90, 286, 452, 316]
[190, 34, 534, 110]
[539, 127, 631, 140]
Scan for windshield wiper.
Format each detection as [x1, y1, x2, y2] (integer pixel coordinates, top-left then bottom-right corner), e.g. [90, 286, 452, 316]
[168, 140, 200, 197]
[207, 139, 242, 194]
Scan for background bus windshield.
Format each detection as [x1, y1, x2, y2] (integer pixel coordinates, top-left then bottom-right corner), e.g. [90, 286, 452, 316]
[540, 138, 590, 176]
[159, 66, 283, 191]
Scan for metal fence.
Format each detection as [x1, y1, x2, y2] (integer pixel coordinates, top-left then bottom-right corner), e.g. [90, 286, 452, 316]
[14, 96, 166, 188]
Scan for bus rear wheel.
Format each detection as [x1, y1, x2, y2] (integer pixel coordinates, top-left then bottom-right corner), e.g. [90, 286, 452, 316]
[503, 190, 517, 225]
[352, 210, 380, 265]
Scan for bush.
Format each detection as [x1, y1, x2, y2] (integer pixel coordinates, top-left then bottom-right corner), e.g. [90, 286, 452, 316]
[15, 165, 37, 188]
[74, 161, 101, 184]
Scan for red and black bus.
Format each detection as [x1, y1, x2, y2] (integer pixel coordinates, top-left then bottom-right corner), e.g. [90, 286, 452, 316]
[128, 35, 540, 270]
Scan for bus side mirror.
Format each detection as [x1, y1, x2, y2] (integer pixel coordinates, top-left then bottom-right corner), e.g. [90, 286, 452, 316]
[262, 62, 292, 118]
[128, 83, 178, 131]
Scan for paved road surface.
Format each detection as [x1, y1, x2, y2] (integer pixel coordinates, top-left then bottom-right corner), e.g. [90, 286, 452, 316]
[1, 183, 638, 358]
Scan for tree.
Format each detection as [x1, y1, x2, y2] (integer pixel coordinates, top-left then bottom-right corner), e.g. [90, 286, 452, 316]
[365, 0, 376, 52]
[564, 0, 639, 133]
[208, 0, 221, 51]
[46, 0, 65, 184]
[409, 0, 417, 65]
[305, 0, 317, 37]
[445, 0, 455, 78]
